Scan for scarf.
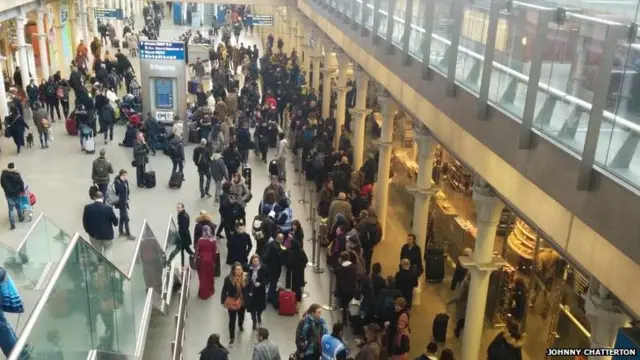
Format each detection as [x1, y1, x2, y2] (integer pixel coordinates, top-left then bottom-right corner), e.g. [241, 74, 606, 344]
[250, 264, 261, 283]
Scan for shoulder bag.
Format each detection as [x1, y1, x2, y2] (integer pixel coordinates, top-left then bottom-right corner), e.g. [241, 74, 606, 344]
[189, 245, 201, 270]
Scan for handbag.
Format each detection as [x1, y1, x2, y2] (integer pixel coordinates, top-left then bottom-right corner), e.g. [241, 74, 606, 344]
[190, 246, 201, 270]
[0, 273, 24, 313]
[3, 117, 17, 138]
[224, 296, 242, 311]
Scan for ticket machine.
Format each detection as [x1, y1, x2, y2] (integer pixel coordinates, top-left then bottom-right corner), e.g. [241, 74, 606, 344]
[139, 40, 188, 138]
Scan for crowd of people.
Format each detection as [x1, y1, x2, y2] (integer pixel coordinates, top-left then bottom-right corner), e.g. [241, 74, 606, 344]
[0, 1, 530, 359]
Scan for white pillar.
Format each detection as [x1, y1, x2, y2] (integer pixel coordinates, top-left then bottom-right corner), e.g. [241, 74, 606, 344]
[321, 40, 334, 120]
[114, 0, 122, 40]
[460, 186, 505, 360]
[122, 0, 128, 20]
[91, 0, 99, 37]
[78, 0, 91, 47]
[374, 93, 396, 234]
[16, 15, 30, 89]
[0, 56, 8, 119]
[36, 8, 50, 81]
[584, 282, 629, 360]
[409, 124, 437, 246]
[349, 68, 370, 170]
[333, 53, 350, 149]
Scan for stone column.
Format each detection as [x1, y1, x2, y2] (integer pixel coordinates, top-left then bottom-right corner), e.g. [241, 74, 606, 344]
[113, 0, 122, 41]
[122, 0, 128, 20]
[321, 40, 334, 120]
[459, 183, 506, 360]
[333, 53, 350, 149]
[15, 15, 31, 89]
[301, 41, 311, 86]
[311, 34, 323, 93]
[78, 0, 90, 48]
[584, 280, 629, 360]
[90, 0, 98, 36]
[408, 123, 438, 247]
[0, 56, 8, 119]
[349, 67, 370, 170]
[36, 8, 50, 81]
[373, 93, 396, 234]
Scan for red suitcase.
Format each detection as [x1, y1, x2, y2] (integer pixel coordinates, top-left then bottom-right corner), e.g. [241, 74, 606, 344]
[278, 289, 296, 316]
[66, 116, 78, 135]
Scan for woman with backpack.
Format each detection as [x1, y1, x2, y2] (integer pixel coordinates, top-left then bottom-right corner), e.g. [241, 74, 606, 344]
[45, 76, 61, 121]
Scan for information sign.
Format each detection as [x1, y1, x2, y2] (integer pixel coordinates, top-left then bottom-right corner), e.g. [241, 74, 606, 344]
[139, 41, 186, 61]
[253, 15, 274, 26]
[94, 8, 124, 20]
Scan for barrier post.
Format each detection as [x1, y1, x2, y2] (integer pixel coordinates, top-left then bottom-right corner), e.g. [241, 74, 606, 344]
[322, 271, 335, 311]
[298, 176, 308, 204]
[311, 216, 325, 274]
[306, 188, 314, 222]
[308, 210, 317, 268]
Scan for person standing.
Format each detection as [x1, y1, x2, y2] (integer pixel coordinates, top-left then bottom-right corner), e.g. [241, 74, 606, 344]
[395, 258, 418, 309]
[263, 234, 285, 305]
[26, 79, 38, 109]
[274, 132, 288, 181]
[400, 233, 424, 278]
[321, 323, 349, 360]
[143, 113, 159, 156]
[226, 221, 252, 267]
[210, 150, 229, 205]
[285, 240, 308, 312]
[195, 225, 218, 300]
[101, 101, 116, 144]
[354, 324, 382, 360]
[357, 208, 382, 275]
[133, 132, 150, 187]
[194, 139, 213, 198]
[252, 328, 281, 360]
[334, 252, 357, 326]
[0, 163, 26, 230]
[447, 273, 470, 339]
[221, 262, 248, 346]
[33, 102, 51, 149]
[92, 148, 114, 195]
[169, 134, 186, 176]
[168, 203, 195, 266]
[13, 67, 23, 89]
[82, 191, 118, 255]
[114, 170, 134, 240]
[246, 254, 267, 330]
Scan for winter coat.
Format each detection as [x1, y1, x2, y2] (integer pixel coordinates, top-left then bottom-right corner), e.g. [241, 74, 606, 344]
[354, 339, 381, 360]
[487, 331, 525, 360]
[0, 169, 25, 197]
[132, 140, 150, 166]
[220, 274, 249, 306]
[194, 212, 217, 243]
[317, 186, 335, 218]
[286, 244, 308, 289]
[225, 92, 239, 116]
[169, 136, 186, 161]
[92, 156, 114, 185]
[193, 145, 212, 173]
[334, 261, 357, 296]
[113, 176, 130, 210]
[229, 177, 252, 206]
[226, 231, 252, 265]
[199, 346, 229, 360]
[208, 131, 225, 154]
[395, 269, 418, 306]
[177, 210, 192, 246]
[263, 241, 285, 281]
[252, 340, 281, 360]
[210, 153, 229, 182]
[33, 108, 50, 133]
[328, 199, 353, 232]
[102, 103, 116, 125]
[448, 276, 470, 321]
[246, 265, 267, 312]
[400, 244, 424, 277]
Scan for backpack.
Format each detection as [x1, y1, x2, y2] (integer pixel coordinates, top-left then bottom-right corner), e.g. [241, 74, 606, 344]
[312, 153, 324, 169]
[94, 159, 110, 179]
[46, 83, 56, 97]
[105, 181, 119, 206]
[169, 140, 180, 157]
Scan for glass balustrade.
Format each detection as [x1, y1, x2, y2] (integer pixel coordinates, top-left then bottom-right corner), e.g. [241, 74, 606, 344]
[8, 219, 167, 360]
[322, 0, 640, 191]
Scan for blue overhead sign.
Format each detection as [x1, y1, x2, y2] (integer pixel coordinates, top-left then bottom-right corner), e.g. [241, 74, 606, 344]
[139, 41, 186, 61]
[94, 8, 124, 20]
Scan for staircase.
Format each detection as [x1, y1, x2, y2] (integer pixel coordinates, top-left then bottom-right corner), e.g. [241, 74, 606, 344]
[202, 4, 216, 27]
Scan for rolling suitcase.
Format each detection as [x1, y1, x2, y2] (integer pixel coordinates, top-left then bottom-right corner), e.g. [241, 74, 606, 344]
[278, 289, 296, 316]
[111, 39, 120, 48]
[188, 79, 199, 95]
[66, 116, 78, 135]
[432, 313, 449, 343]
[268, 160, 280, 177]
[242, 164, 252, 190]
[84, 136, 95, 154]
[168, 171, 183, 189]
[425, 247, 445, 283]
[189, 128, 200, 144]
[144, 171, 156, 188]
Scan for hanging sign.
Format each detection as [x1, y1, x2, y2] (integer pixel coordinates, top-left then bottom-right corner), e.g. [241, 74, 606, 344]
[60, 4, 69, 24]
[252, 15, 274, 26]
[94, 8, 124, 20]
[139, 41, 185, 61]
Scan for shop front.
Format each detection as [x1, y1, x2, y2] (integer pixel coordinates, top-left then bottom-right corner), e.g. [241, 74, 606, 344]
[363, 107, 595, 359]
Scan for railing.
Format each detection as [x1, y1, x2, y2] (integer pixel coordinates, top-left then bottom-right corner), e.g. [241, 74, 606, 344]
[162, 215, 180, 306]
[8, 219, 167, 360]
[171, 267, 191, 360]
[319, 0, 640, 190]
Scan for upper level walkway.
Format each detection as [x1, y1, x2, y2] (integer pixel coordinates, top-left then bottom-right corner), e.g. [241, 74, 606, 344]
[298, 0, 640, 315]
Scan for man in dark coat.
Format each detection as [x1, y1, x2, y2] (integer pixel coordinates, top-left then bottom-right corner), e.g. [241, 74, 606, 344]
[13, 67, 23, 89]
[0, 162, 25, 230]
[101, 101, 116, 144]
[193, 139, 212, 198]
[82, 191, 118, 254]
[167, 203, 194, 266]
[263, 233, 286, 306]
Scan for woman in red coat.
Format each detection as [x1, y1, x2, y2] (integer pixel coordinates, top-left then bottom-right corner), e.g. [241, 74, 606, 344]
[196, 225, 218, 299]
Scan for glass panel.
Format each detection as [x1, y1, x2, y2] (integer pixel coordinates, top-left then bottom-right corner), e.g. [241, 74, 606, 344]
[355, 0, 362, 23]
[455, 3, 490, 93]
[408, 0, 423, 60]
[20, 240, 93, 360]
[431, 0, 454, 73]
[165, 217, 180, 267]
[537, 19, 609, 155]
[378, 8, 388, 38]
[365, 0, 374, 30]
[600, 14, 640, 187]
[391, 14, 403, 48]
[138, 222, 165, 296]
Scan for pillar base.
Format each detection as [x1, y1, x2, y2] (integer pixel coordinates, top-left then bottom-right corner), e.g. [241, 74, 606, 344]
[459, 255, 507, 272]
[371, 139, 393, 149]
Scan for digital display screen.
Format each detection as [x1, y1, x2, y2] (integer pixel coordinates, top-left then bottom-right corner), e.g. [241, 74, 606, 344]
[154, 78, 174, 109]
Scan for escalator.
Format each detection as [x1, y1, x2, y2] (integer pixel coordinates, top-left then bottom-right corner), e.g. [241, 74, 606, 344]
[5, 215, 191, 360]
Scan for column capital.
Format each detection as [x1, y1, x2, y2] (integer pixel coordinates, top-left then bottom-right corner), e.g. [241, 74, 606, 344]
[37, 8, 46, 16]
[320, 67, 337, 74]
[349, 107, 372, 119]
[15, 15, 27, 27]
[336, 52, 350, 67]
[296, 33, 306, 39]
[472, 190, 503, 226]
[371, 139, 393, 148]
[332, 85, 352, 93]
[459, 255, 507, 273]
[310, 55, 324, 61]
[405, 186, 438, 199]
[37, 33, 48, 38]
[354, 67, 369, 81]
[377, 93, 397, 116]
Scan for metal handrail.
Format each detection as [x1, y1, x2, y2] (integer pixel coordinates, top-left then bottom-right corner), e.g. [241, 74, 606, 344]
[353, 0, 640, 135]
[15, 213, 44, 253]
[8, 233, 81, 360]
[171, 267, 191, 360]
[134, 289, 155, 358]
[162, 214, 175, 252]
[127, 219, 147, 279]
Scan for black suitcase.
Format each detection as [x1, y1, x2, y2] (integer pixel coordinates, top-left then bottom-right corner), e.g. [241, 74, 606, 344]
[169, 172, 183, 189]
[242, 164, 252, 190]
[425, 247, 445, 283]
[123, 41, 129, 49]
[144, 171, 156, 188]
[112, 39, 120, 48]
[432, 313, 449, 343]
[189, 128, 200, 144]
[268, 127, 278, 148]
[188, 80, 199, 95]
